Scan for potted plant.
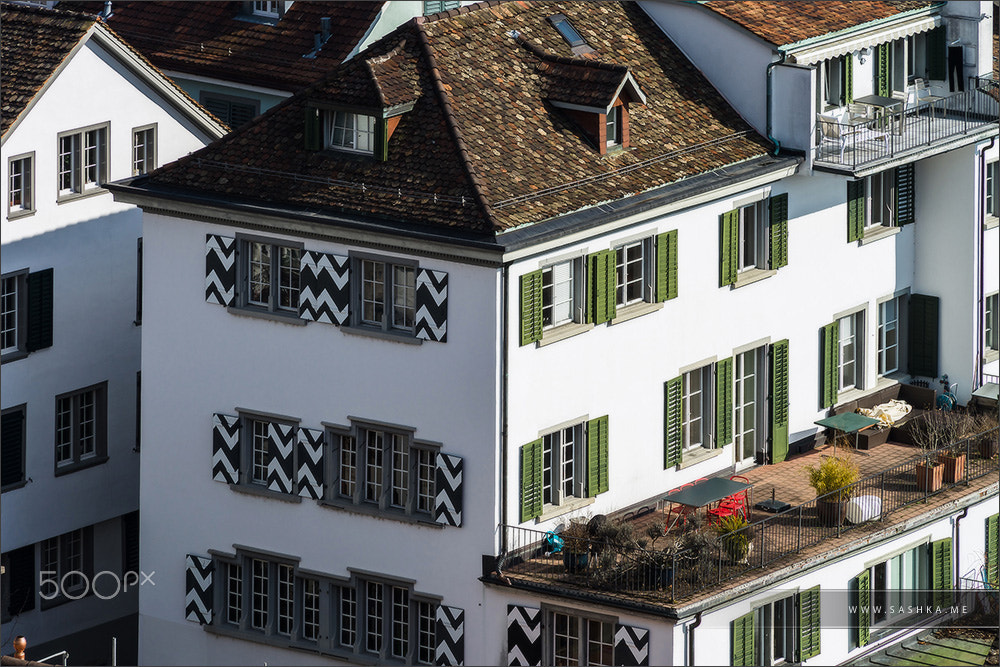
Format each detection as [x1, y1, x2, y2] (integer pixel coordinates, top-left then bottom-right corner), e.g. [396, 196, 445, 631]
[971, 412, 999, 459]
[560, 519, 591, 573]
[910, 411, 950, 491]
[715, 514, 753, 564]
[807, 453, 859, 526]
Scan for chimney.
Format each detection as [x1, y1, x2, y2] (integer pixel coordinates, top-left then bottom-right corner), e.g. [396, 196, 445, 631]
[320, 17, 332, 43]
[101, 1, 113, 18]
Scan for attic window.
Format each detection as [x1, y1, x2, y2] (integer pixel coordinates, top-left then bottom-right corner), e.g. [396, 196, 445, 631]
[548, 14, 587, 49]
[326, 112, 375, 154]
[252, 1, 280, 17]
[606, 106, 621, 148]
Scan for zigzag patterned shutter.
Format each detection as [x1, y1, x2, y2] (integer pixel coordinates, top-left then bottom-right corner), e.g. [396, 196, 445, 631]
[185, 554, 213, 625]
[986, 514, 999, 585]
[769, 193, 788, 269]
[896, 163, 916, 225]
[299, 251, 349, 325]
[847, 180, 864, 242]
[587, 415, 609, 497]
[931, 537, 953, 607]
[614, 624, 649, 666]
[205, 235, 237, 306]
[587, 251, 616, 324]
[770, 340, 790, 463]
[266, 423, 295, 494]
[799, 585, 821, 660]
[507, 605, 542, 666]
[719, 209, 738, 286]
[656, 230, 678, 301]
[821, 322, 840, 408]
[519, 271, 543, 346]
[664, 377, 682, 468]
[416, 268, 448, 342]
[908, 294, 939, 378]
[26, 268, 53, 352]
[434, 453, 463, 526]
[212, 413, 240, 484]
[435, 605, 464, 665]
[732, 611, 755, 666]
[855, 569, 871, 646]
[715, 357, 734, 447]
[297, 427, 324, 499]
[520, 441, 542, 522]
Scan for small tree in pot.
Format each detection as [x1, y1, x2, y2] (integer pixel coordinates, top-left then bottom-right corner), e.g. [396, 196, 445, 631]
[715, 514, 753, 564]
[560, 519, 591, 573]
[910, 411, 951, 490]
[808, 453, 859, 526]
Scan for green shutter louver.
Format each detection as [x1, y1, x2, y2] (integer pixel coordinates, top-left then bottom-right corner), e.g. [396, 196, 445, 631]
[519, 271, 543, 346]
[986, 514, 999, 586]
[716, 357, 734, 447]
[896, 163, 915, 225]
[587, 251, 616, 324]
[821, 321, 840, 408]
[26, 268, 53, 352]
[799, 585, 821, 660]
[770, 339, 790, 463]
[845, 56, 854, 105]
[587, 415, 609, 497]
[520, 440, 543, 522]
[769, 193, 788, 269]
[374, 118, 389, 162]
[927, 28, 947, 81]
[876, 43, 891, 97]
[931, 538, 953, 607]
[304, 106, 321, 151]
[732, 611, 755, 667]
[855, 570, 871, 647]
[908, 294, 939, 378]
[664, 376, 682, 468]
[847, 180, 865, 242]
[720, 209, 738, 286]
[656, 230, 678, 301]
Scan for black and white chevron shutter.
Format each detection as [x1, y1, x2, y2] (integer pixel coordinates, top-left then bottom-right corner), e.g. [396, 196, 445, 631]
[435, 605, 465, 666]
[299, 251, 349, 325]
[507, 605, 542, 666]
[185, 554, 213, 624]
[297, 427, 324, 499]
[266, 423, 295, 494]
[205, 235, 236, 306]
[212, 413, 240, 484]
[415, 269, 448, 342]
[434, 453, 463, 526]
[614, 624, 650, 666]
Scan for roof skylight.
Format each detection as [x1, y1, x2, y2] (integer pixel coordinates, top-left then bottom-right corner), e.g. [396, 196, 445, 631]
[548, 14, 587, 48]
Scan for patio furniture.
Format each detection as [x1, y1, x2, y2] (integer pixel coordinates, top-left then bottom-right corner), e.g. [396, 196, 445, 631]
[663, 477, 753, 533]
[914, 78, 945, 118]
[831, 382, 936, 448]
[846, 495, 882, 524]
[854, 93, 903, 134]
[716, 475, 751, 519]
[815, 411, 881, 456]
[665, 484, 694, 532]
[817, 113, 887, 160]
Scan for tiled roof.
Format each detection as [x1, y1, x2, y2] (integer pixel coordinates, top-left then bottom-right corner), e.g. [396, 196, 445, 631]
[1, 2, 96, 137]
[63, 1, 383, 92]
[140, 1, 773, 235]
[701, 1, 936, 47]
[527, 40, 638, 111]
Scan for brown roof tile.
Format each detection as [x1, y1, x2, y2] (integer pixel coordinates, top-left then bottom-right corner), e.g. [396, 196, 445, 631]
[702, 1, 935, 47]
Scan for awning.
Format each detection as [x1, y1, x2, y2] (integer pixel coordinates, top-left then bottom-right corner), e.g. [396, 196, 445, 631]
[789, 15, 940, 65]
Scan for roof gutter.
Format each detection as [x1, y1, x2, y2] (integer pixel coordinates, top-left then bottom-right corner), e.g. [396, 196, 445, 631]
[765, 49, 787, 156]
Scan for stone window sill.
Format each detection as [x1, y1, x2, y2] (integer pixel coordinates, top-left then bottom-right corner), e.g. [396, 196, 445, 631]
[317, 498, 440, 527]
[7, 208, 35, 221]
[54, 455, 109, 477]
[537, 321, 594, 347]
[678, 446, 723, 470]
[226, 306, 306, 326]
[860, 225, 902, 245]
[984, 216, 998, 231]
[732, 268, 777, 289]
[610, 301, 663, 325]
[536, 496, 596, 523]
[342, 325, 422, 345]
[230, 483, 302, 504]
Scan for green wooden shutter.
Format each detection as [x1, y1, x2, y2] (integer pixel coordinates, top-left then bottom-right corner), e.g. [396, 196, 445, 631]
[986, 514, 999, 586]
[847, 180, 865, 242]
[716, 357, 734, 447]
[731, 611, 755, 666]
[769, 193, 788, 269]
[855, 570, 871, 647]
[656, 230, 678, 301]
[927, 27, 947, 81]
[374, 118, 389, 162]
[520, 440, 542, 522]
[799, 585, 821, 660]
[908, 294, 939, 378]
[587, 416, 609, 496]
[26, 268, 53, 352]
[845, 56, 854, 105]
[519, 271, 543, 346]
[821, 322, 840, 408]
[586, 250, 616, 324]
[664, 377, 682, 468]
[770, 339, 790, 463]
[719, 210, 738, 286]
[895, 163, 915, 225]
[931, 537, 953, 607]
[876, 43, 891, 97]
[304, 106, 320, 151]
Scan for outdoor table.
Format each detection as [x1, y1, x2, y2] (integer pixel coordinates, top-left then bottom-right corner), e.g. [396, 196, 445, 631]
[853, 94, 904, 134]
[663, 477, 752, 533]
[815, 412, 881, 456]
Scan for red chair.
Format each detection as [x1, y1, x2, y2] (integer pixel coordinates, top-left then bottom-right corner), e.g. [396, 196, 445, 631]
[665, 484, 694, 532]
[719, 475, 751, 519]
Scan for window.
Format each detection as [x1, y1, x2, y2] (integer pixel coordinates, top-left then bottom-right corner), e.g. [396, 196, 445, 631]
[548, 13, 587, 48]
[756, 596, 796, 666]
[987, 161, 999, 220]
[733, 589, 819, 666]
[847, 165, 914, 241]
[541, 425, 583, 507]
[867, 168, 897, 229]
[721, 194, 787, 287]
[852, 544, 930, 647]
[838, 311, 863, 392]
[2, 406, 26, 490]
[1, 273, 23, 357]
[3, 267, 54, 361]
[200, 92, 259, 128]
[542, 260, 580, 329]
[1, 545, 35, 620]
[548, 610, 615, 666]
[239, 237, 302, 315]
[252, 0, 280, 16]
[8, 153, 33, 216]
[737, 200, 768, 272]
[615, 239, 650, 307]
[327, 112, 376, 154]
[823, 55, 849, 108]
[132, 125, 156, 176]
[57, 123, 108, 199]
[355, 257, 416, 333]
[423, 1, 459, 15]
[605, 106, 621, 149]
[40, 528, 92, 606]
[878, 297, 904, 375]
[682, 365, 713, 451]
[234, 413, 298, 491]
[734, 347, 766, 464]
[54, 383, 107, 473]
[986, 293, 999, 356]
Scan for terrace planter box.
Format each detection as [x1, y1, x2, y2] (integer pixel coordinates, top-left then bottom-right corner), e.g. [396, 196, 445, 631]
[816, 497, 846, 526]
[938, 452, 965, 483]
[916, 461, 944, 492]
[979, 433, 998, 459]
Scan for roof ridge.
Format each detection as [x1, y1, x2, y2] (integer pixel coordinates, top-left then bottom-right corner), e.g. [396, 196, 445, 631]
[513, 33, 629, 73]
[413, 18, 497, 231]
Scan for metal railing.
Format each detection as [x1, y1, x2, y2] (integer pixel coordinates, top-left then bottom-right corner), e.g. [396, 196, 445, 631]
[495, 427, 998, 603]
[814, 77, 999, 169]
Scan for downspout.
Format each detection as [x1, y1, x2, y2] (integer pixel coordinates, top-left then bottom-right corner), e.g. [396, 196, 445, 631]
[766, 50, 787, 156]
[974, 135, 996, 390]
[687, 612, 703, 666]
[500, 263, 510, 562]
[953, 507, 968, 590]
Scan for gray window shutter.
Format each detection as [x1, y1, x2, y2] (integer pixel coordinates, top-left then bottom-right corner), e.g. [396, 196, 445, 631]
[847, 181, 864, 242]
[769, 193, 788, 269]
[299, 251, 350, 325]
[304, 106, 320, 151]
[507, 605, 542, 666]
[434, 453, 463, 527]
[25, 268, 53, 352]
[716, 357, 734, 447]
[719, 209, 738, 286]
[908, 294, 939, 378]
[821, 322, 840, 408]
[895, 163, 916, 225]
[614, 624, 649, 666]
[185, 554, 213, 625]
[520, 441, 542, 522]
[416, 268, 448, 342]
[1, 409, 25, 487]
[296, 427, 324, 499]
[656, 230, 678, 301]
[770, 339, 790, 463]
[266, 423, 295, 494]
[205, 234, 237, 306]
[435, 605, 465, 665]
[519, 271, 543, 346]
[664, 376, 682, 467]
[212, 413, 240, 484]
[799, 585, 821, 660]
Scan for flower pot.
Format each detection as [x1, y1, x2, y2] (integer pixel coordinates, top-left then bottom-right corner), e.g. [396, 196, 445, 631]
[916, 461, 944, 492]
[938, 452, 966, 483]
[563, 550, 589, 573]
[978, 434, 998, 459]
[816, 497, 846, 526]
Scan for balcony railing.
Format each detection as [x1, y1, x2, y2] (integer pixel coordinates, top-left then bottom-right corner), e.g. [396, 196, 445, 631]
[814, 77, 999, 169]
[494, 427, 998, 604]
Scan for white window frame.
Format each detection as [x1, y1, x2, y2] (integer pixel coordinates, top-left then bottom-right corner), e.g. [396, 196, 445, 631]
[985, 292, 999, 357]
[735, 346, 767, 464]
[326, 111, 376, 154]
[547, 608, 616, 667]
[866, 169, 897, 229]
[838, 310, 864, 392]
[40, 528, 89, 606]
[7, 152, 34, 217]
[236, 411, 299, 491]
[738, 199, 768, 272]
[252, 0, 280, 17]
[878, 296, 904, 376]
[755, 595, 796, 666]
[354, 255, 417, 334]
[131, 124, 157, 176]
[541, 259, 581, 329]
[1, 272, 26, 358]
[866, 545, 928, 628]
[238, 235, 303, 316]
[57, 123, 108, 200]
[540, 423, 585, 508]
[614, 238, 651, 307]
[682, 365, 714, 451]
[986, 161, 999, 221]
[605, 105, 621, 148]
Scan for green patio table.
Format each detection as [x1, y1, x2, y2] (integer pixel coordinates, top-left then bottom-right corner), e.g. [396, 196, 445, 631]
[663, 477, 752, 533]
[815, 412, 881, 455]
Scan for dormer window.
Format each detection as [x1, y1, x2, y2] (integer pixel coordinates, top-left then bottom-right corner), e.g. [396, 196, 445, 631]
[326, 112, 375, 154]
[252, 1, 280, 17]
[605, 106, 621, 148]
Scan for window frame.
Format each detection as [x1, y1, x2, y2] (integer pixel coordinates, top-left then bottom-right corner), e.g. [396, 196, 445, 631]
[837, 310, 864, 393]
[325, 111, 377, 155]
[1, 404, 27, 491]
[985, 292, 999, 359]
[986, 161, 999, 223]
[236, 410, 300, 492]
[614, 238, 652, 308]
[862, 545, 929, 633]
[877, 295, 906, 376]
[131, 124, 157, 176]
[605, 105, 622, 149]
[541, 258, 583, 330]
[7, 152, 34, 218]
[544, 605, 617, 667]
[1, 270, 27, 360]
[682, 364, 714, 452]
[235, 234, 304, 319]
[39, 527, 93, 609]
[866, 168, 897, 229]
[350, 253, 419, 335]
[56, 122, 109, 202]
[734, 346, 767, 464]
[822, 55, 848, 109]
[737, 199, 769, 272]
[53, 382, 108, 475]
[540, 422, 585, 509]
